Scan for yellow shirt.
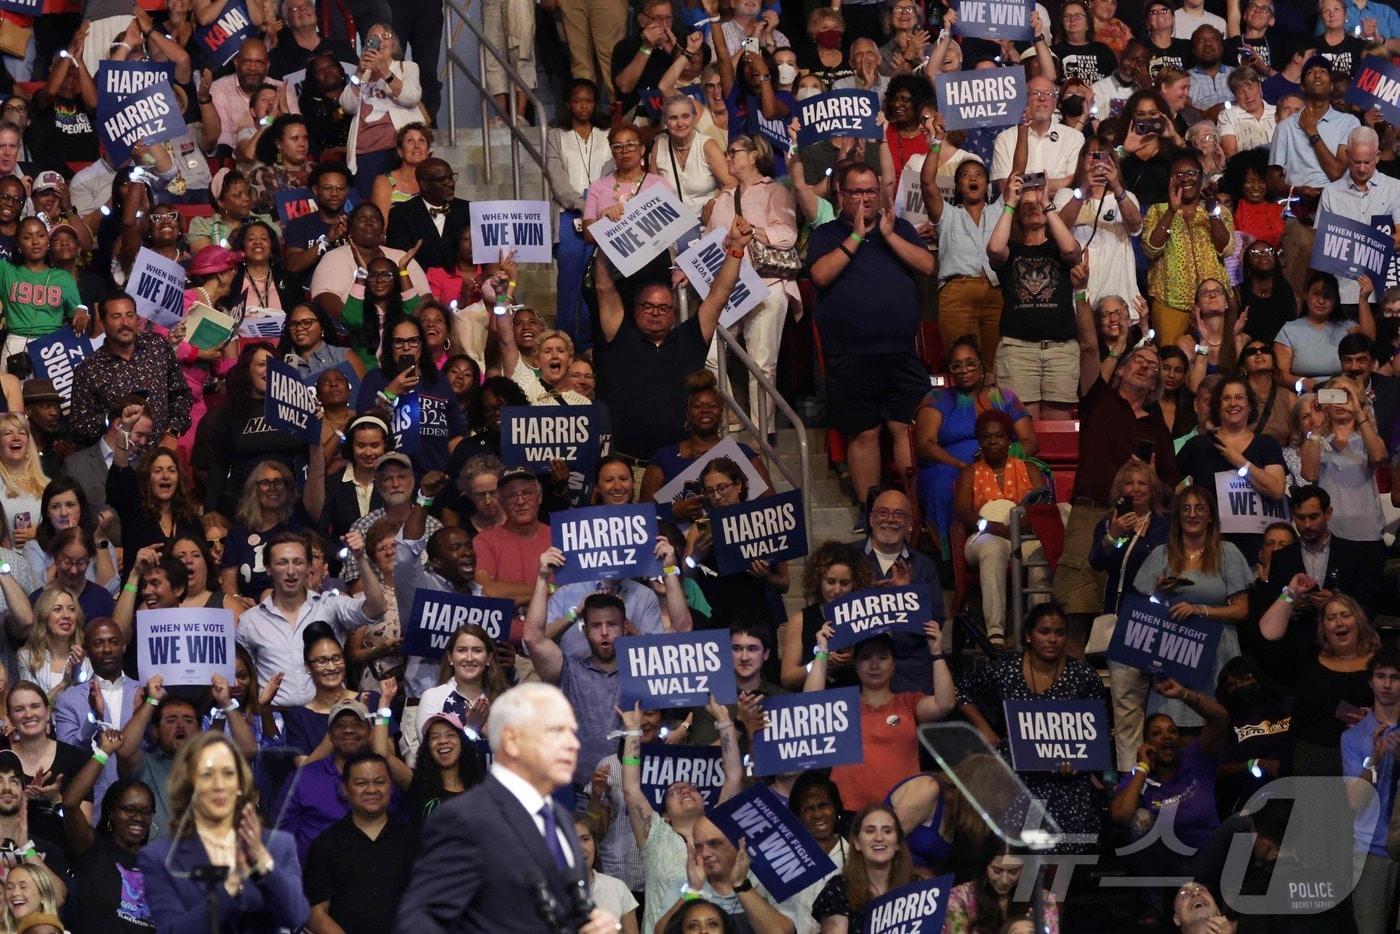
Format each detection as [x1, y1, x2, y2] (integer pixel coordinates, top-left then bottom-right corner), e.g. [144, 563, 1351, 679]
[1142, 202, 1234, 310]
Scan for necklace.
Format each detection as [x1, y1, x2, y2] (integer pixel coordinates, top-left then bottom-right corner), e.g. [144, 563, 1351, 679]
[1024, 654, 1065, 694]
[246, 268, 271, 308]
[1184, 547, 1204, 561]
[195, 285, 215, 309]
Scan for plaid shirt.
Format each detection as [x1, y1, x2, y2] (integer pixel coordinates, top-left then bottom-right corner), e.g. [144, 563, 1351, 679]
[69, 330, 192, 445]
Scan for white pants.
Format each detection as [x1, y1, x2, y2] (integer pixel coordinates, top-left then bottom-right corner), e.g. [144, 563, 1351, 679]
[483, 0, 537, 97]
[705, 283, 787, 437]
[82, 15, 132, 76]
[963, 530, 1047, 641]
[1109, 661, 1150, 772]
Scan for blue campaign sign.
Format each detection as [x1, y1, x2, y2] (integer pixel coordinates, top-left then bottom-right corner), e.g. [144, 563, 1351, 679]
[0, 0, 39, 16]
[27, 330, 93, 414]
[1371, 214, 1400, 292]
[710, 784, 836, 903]
[499, 404, 601, 472]
[639, 743, 725, 813]
[404, 589, 516, 659]
[196, 0, 257, 67]
[1003, 699, 1112, 772]
[751, 687, 862, 777]
[1346, 56, 1400, 126]
[1311, 209, 1392, 284]
[618, 630, 738, 709]
[392, 392, 421, 455]
[551, 503, 660, 584]
[796, 90, 882, 147]
[97, 61, 177, 100]
[710, 489, 807, 576]
[275, 187, 318, 226]
[866, 876, 956, 934]
[264, 357, 321, 444]
[1108, 593, 1221, 690]
[824, 585, 932, 651]
[935, 67, 1027, 132]
[97, 78, 186, 168]
[953, 0, 1033, 40]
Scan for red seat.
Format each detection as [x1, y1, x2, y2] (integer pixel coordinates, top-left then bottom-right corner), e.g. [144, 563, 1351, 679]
[176, 204, 214, 221]
[1033, 420, 1080, 503]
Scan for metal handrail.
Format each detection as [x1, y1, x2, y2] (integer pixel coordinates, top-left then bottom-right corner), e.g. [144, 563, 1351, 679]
[441, 0, 549, 202]
[676, 286, 811, 541]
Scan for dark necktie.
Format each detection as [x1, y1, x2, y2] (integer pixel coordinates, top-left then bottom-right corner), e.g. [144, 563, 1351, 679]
[538, 803, 569, 872]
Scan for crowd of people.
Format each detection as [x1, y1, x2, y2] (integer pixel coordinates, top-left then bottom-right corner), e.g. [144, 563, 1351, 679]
[0, 0, 1394, 931]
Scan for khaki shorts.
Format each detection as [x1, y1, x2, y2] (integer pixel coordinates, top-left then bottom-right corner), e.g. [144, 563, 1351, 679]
[993, 337, 1079, 404]
[1053, 503, 1110, 615]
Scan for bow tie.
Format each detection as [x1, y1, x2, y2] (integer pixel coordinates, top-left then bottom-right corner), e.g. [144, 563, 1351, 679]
[427, 204, 450, 218]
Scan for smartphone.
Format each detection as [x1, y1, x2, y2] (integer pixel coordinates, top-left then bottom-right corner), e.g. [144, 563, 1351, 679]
[694, 517, 711, 536]
[740, 36, 759, 54]
[1159, 576, 1195, 591]
[12, 513, 30, 533]
[1020, 171, 1046, 189]
[365, 33, 382, 51]
[1335, 700, 1366, 724]
[1133, 117, 1163, 137]
[1239, 45, 1255, 60]
[1134, 439, 1156, 463]
[1089, 150, 1110, 164]
[1114, 495, 1134, 517]
[1317, 388, 1348, 405]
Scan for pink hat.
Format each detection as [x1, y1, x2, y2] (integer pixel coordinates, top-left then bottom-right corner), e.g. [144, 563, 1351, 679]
[189, 244, 244, 276]
[419, 709, 470, 741]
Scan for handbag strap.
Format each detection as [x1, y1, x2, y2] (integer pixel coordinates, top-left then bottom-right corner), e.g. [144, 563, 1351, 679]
[1111, 521, 1144, 612]
[667, 136, 685, 205]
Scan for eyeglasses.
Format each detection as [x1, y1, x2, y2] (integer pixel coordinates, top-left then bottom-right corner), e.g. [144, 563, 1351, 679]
[367, 270, 397, 281]
[1241, 345, 1270, 358]
[1, 105, 24, 113]
[703, 481, 736, 498]
[1179, 504, 1210, 515]
[0, 194, 23, 205]
[1197, 287, 1226, 298]
[1134, 358, 1161, 373]
[503, 489, 538, 502]
[725, 147, 752, 156]
[639, 301, 674, 315]
[288, 317, 318, 330]
[308, 655, 343, 669]
[390, 336, 422, 348]
[1247, 244, 1276, 255]
[842, 187, 879, 197]
[148, 209, 179, 222]
[893, 3, 918, 10]
[206, 537, 226, 548]
[870, 508, 911, 521]
[256, 478, 288, 490]
[116, 804, 155, 819]
[56, 555, 90, 570]
[468, 488, 499, 500]
[1029, 90, 1059, 100]
[610, 142, 641, 153]
[1172, 169, 1203, 179]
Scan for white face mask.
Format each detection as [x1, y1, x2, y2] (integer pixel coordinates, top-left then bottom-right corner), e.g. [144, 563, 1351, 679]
[777, 63, 798, 85]
[795, 86, 821, 101]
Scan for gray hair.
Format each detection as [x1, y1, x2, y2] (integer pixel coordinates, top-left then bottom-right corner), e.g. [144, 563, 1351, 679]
[663, 94, 699, 118]
[1348, 125, 1380, 150]
[1110, 345, 1165, 405]
[461, 453, 506, 487]
[1227, 65, 1261, 94]
[488, 683, 570, 753]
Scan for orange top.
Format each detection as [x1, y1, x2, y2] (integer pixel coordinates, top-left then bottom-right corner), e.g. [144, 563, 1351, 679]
[831, 692, 922, 812]
[970, 457, 1036, 513]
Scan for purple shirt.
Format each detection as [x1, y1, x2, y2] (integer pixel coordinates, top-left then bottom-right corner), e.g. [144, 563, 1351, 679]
[1114, 741, 1220, 849]
[274, 756, 402, 864]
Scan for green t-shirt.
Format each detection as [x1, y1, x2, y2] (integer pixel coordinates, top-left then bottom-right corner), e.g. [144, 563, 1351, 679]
[0, 263, 81, 337]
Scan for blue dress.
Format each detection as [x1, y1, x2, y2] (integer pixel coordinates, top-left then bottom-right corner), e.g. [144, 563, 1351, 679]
[916, 386, 1029, 551]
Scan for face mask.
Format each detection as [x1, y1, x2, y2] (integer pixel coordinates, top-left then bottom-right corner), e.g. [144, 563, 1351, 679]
[1059, 95, 1086, 119]
[815, 28, 842, 49]
[777, 63, 798, 85]
[795, 86, 821, 101]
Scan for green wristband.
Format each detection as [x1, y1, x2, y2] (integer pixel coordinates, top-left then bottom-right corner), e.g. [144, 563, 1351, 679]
[1003, 204, 1016, 215]
[849, 232, 863, 244]
[621, 755, 642, 766]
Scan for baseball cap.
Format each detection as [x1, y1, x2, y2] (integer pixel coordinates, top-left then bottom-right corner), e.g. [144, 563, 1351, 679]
[328, 699, 371, 723]
[419, 710, 469, 740]
[500, 466, 538, 486]
[31, 170, 64, 193]
[1301, 54, 1333, 77]
[374, 451, 413, 472]
[0, 749, 23, 780]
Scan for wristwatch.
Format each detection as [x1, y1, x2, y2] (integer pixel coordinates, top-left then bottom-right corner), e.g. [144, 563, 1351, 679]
[733, 878, 754, 894]
[1307, 133, 1322, 146]
[1194, 344, 1208, 357]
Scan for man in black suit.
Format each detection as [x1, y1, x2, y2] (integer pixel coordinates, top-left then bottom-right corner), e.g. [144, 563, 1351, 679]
[393, 683, 620, 933]
[385, 157, 469, 273]
[1248, 484, 1385, 689]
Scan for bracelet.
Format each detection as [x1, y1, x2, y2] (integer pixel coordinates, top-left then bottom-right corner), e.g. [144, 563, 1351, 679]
[145, 695, 159, 707]
[1003, 204, 1016, 215]
[838, 244, 854, 259]
[1133, 762, 1150, 775]
[681, 885, 702, 902]
[115, 40, 133, 50]
[415, 493, 434, 507]
[378, 389, 398, 403]
[929, 144, 942, 153]
[123, 582, 138, 594]
[566, 607, 579, 623]
[91, 749, 109, 767]
[708, 14, 720, 21]
[930, 653, 949, 662]
[662, 564, 680, 576]
[621, 755, 642, 766]
[849, 232, 863, 244]
[1279, 588, 1295, 604]
[727, 248, 745, 258]
[640, 45, 653, 55]
[198, 97, 213, 105]
[1074, 290, 1088, 303]
[221, 699, 240, 714]
[398, 268, 410, 278]
[814, 650, 829, 660]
